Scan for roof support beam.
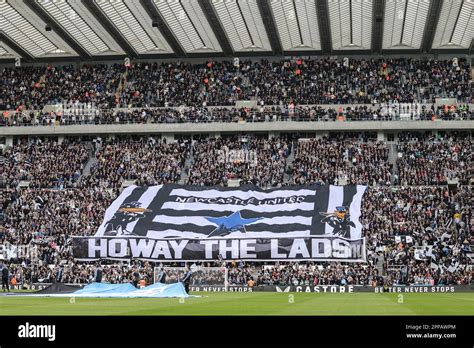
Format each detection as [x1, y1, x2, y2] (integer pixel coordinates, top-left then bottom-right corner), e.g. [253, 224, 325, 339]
[316, 0, 332, 54]
[81, 0, 137, 58]
[139, 0, 185, 57]
[24, 0, 91, 59]
[421, 0, 443, 53]
[198, 0, 234, 56]
[257, 0, 282, 55]
[198, 0, 235, 57]
[371, 0, 385, 53]
[198, 0, 233, 56]
[0, 32, 35, 62]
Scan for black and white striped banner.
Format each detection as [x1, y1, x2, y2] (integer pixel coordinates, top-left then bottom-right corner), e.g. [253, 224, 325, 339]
[73, 184, 367, 261]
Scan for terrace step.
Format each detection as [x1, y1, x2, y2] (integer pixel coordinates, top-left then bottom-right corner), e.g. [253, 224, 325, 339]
[376, 253, 386, 276]
[388, 143, 399, 185]
[81, 148, 97, 177]
[179, 152, 194, 185]
[283, 140, 296, 184]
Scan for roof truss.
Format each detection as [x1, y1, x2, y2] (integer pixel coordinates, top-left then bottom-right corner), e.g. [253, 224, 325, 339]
[1, 0, 472, 61]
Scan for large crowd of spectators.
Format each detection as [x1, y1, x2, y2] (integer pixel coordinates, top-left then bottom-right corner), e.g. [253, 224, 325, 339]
[0, 118, 472, 286]
[3, 103, 472, 127]
[1, 138, 90, 189]
[1, 187, 115, 285]
[3, 104, 474, 127]
[361, 186, 472, 286]
[81, 137, 190, 189]
[1, 175, 471, 287]
[292, 137, 392, 186]
[186, 136, 291, 187]
[0, 64, 124, 111]
[1, 55, 472, 289]
[2, 187, 114, 244]
[396, 134, 472, 186]
[1, 57, 471, 127]
[115, 58, 471, 107]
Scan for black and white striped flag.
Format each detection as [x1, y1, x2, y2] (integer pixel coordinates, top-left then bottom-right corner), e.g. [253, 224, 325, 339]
[74, 184, 367, 262]
[94, 184, 367, 240]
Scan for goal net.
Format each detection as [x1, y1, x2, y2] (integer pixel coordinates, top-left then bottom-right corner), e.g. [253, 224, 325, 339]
[154, 266, 228, 290]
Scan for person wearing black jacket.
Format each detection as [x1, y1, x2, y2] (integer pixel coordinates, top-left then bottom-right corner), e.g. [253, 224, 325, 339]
[156, 268, 167, 284]
[182, 267, 193, 294]
[1, 263, 9, 292]
[56, 266, 64, 283]
[94, 264, 103, 283]
[132, 270, 140, 288]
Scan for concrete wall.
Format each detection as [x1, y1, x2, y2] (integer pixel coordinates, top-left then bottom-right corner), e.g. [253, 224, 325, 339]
[1, 120, 473, 137]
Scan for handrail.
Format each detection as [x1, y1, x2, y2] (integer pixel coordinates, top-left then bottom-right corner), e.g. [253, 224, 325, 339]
[2, 106, 473, 128]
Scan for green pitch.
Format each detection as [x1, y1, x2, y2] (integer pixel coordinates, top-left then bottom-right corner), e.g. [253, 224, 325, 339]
[0, 292, 472, 315]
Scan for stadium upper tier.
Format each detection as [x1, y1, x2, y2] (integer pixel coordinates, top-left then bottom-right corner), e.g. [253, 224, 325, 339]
[1, 58, 472, 115]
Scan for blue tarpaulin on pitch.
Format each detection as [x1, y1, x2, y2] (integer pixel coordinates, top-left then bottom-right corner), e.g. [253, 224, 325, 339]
[25, 282, 192, 298]
[73, 282, 138, 295]
[70, 282, 190, 298]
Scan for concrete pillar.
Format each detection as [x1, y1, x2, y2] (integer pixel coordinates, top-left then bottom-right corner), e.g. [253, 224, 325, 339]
[202, 132, 220, 139]
[58, 136, 64, 144]
[162, 134, 174, 143]
[5, 136, 13, 147]
[268, 131, 279, 139]
[377, 131, 385, 142]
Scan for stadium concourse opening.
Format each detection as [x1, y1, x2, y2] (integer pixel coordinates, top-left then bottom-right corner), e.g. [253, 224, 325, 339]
[0, 0, 472, 344]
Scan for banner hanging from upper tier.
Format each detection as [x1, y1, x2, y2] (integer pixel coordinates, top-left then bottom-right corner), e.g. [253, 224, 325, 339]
[72, 184, 367, 262]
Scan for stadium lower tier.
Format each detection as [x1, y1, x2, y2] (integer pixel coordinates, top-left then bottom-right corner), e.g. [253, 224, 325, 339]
[1, 185, 471, 287]
[0, 131, 471, 288]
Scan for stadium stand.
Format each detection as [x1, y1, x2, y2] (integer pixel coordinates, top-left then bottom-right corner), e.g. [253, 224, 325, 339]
[186, 135, 291, 187]
[80, 137, 190, 189]
[2, 103, 472, 127]
[0, 32, 472, 291]
[1, 1, 474, 342]
[1, 130, 472, 286]
[1, 58, 471, 110]
[1, 138, 90, 189]
[292, 137, 392, 186]
[395, 134, 472, 186]
[0, 64, 124, 110]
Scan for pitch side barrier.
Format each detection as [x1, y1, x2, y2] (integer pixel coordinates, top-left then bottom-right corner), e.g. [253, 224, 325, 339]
[8, 283, 85, 291]
[8, 283, 473, 293]
[188, 285, 474, 293]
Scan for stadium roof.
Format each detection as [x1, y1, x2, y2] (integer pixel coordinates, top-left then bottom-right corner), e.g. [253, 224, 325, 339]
[0, 0, 472, 62]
